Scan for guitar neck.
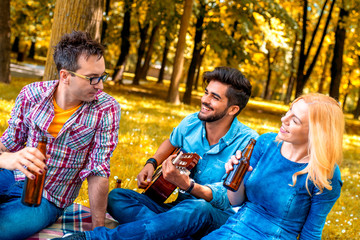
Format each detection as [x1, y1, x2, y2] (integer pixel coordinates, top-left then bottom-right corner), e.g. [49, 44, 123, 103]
[171, 151, 184, 165]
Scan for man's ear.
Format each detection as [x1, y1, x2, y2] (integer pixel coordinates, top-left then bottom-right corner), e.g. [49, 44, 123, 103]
[228, 105, 240, 116]
[59, 69, 70, 84]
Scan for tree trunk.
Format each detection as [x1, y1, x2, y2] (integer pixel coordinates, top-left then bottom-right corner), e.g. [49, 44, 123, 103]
[0, 0, 11, 84]
[43, 0, 104, 81]
[28, 40, 36, 59]
[329, 7, 348, 101]
[112, 0, 133, 84]
[166, 0, 194, 104]
[183, 0, 205, 104]
[295, 0, 336, 97]
[12, 36, 20, 53]
[132, 21, 149, 85]
[157, 35, 171, 84]
[318, 45, 332, 93]
[194, 47, 206, 91]
[354, 86, 360, 119]
[295, 0, 308, 98]
[264, 50, 272, 99]
[140, 24, 160, 80]
[342, 75, 351, 111]
[284, 31, 298, 104]
[264, 45, 280, 100]
[101, 0, 111, 44]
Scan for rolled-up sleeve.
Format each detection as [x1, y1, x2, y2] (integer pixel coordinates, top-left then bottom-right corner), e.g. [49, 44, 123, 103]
[1, 87, 29, 151]
[80, 102, 121, 181]
[206, 180, 232, 210]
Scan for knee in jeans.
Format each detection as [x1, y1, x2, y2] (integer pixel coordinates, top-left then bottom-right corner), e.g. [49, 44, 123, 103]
[181, 199, 213, 217]
[108, 188, 121, 202]
[108, 188, 132, 202]
[107, 188, 140, 211]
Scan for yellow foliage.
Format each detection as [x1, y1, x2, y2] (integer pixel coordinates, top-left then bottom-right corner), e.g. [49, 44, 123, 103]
[1, 77, 359, 239]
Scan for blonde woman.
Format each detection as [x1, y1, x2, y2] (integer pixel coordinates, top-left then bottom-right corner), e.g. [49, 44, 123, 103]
[203, 93, 344, 240]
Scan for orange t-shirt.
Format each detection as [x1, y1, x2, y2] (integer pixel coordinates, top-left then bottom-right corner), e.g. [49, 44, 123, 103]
[48, 98, 82, 137]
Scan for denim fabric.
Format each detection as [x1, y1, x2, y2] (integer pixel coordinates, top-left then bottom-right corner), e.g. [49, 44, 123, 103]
[91, 188, 230, 240]
[99, 113, 258, 239]
[203, 133, 342, 240]
[170, 112, 259, 210]
[0, 169, 64, 240]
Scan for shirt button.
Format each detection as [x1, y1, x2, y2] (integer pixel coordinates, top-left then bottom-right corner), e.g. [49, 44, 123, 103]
[198, 170, 202, 173]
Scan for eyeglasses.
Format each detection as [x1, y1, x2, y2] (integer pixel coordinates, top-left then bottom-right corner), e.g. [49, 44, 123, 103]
[68, 71, 109, 85]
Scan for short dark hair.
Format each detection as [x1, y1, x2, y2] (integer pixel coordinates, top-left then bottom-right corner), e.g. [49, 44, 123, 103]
[203, 66, 252, 116]
[53, 31, 104, 73]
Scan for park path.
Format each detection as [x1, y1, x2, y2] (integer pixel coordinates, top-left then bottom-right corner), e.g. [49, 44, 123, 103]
[10, 63, 44, 79]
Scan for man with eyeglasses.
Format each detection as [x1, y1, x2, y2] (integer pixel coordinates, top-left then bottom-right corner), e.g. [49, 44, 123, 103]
[0, 31, 121, 240]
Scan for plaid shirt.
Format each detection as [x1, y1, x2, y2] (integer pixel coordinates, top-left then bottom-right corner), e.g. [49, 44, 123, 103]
[1, 80, 121, 208]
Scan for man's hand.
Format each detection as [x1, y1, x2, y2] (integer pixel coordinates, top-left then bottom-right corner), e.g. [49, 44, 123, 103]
[0, 147, 47, 179]
[162, 155, 190, 191]
[137, 164, 155, 189]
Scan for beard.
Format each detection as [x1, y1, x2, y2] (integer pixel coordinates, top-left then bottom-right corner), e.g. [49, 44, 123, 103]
[198, 103, 229, 122]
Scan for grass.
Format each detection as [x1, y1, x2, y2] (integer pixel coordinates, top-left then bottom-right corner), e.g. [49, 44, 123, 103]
[0, 76, 359, 239]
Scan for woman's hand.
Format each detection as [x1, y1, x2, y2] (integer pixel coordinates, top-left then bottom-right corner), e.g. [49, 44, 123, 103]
[225, 150, 253, 174]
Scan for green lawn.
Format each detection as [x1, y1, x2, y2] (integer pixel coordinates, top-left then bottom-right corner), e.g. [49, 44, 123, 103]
[1, 76, 359, 239]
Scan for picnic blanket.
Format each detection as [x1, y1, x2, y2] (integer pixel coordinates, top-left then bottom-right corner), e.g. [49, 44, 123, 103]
[27, 203, 119, 240]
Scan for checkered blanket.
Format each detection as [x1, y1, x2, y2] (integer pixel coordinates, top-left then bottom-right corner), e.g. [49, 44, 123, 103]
[27, 203, 119, 240]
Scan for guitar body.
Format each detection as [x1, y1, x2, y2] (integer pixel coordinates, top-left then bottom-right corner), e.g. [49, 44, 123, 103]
[143, 152, 200, 203]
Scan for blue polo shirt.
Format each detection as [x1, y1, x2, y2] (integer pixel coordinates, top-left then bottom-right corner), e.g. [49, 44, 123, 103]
[169, 112, 258, 212]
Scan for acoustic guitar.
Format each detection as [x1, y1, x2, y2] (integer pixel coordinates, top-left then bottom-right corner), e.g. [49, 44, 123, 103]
[143, 150, 200, 203]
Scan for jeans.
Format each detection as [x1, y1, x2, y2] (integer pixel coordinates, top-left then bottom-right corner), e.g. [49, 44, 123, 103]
[85, 188, 231, 240]
[0, 169, 63, 240]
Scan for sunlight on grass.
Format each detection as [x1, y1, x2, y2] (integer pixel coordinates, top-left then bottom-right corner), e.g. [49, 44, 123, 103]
[1, 77, 359, 239]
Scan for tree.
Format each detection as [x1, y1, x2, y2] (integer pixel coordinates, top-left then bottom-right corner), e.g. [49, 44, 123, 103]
[354, 56, 360, 119]
[157, 34, 171, 84]
[167, 0, 194, 104]
[295, 0, 336, 97]
[101, 0, 111, 44]
[0, 0, 11, 84]
[284, 31, 298, 104]
[183, 0, 206, 104]
[43, 0, 105, 81]
[10, 0, 55, 60]
[132, 0, 175, 85]
[139, 24, 160, 80]
[329, 5, 349, 100]
[318, 45, 333, 93]
[264, 44, 280, 99]
[112, 0, 134, 83]
[157, 0, 181, 84]
[132, 15, 150, 85]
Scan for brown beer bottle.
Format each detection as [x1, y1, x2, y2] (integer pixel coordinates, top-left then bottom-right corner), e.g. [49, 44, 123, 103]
[116, 178, 122, 188]
[21, 136, 47, 206]
[223, 139, 256, 192]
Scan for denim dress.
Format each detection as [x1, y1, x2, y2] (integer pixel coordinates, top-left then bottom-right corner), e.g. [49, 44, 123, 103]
[204, 133, 342, 240]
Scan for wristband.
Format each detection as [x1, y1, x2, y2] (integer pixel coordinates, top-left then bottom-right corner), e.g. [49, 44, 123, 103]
[180, 178, 195, 194]
[145, 158, 158, 169]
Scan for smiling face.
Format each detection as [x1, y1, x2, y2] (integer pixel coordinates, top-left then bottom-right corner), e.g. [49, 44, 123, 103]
[198, 80, 233, 123]
[278, 99, 310, 146]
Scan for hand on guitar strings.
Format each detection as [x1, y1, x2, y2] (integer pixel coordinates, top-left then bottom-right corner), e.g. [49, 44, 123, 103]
[162, 156, 191, 191]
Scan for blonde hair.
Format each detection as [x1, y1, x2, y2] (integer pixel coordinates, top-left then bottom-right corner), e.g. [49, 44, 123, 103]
[289, 93, 344, 194]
